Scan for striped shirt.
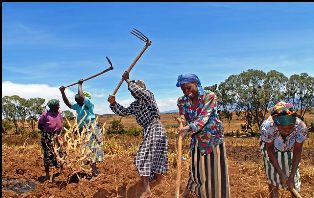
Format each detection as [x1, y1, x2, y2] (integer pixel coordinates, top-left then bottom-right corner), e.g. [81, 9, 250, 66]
[110, 81, 160, 128]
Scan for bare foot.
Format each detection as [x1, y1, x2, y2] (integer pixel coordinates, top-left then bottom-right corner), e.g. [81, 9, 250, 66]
[139, 191, 152, 198]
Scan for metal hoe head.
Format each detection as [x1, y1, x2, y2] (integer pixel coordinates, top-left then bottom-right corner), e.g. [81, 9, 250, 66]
[131, 28, 150, 43]
[106, 56, 113, 69]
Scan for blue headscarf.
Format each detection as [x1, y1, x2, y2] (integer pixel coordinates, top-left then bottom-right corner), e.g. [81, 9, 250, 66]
[176, 74, 204, 96]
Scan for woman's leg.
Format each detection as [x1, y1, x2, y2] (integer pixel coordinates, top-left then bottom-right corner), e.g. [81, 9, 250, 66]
[269, 184, 279, 198]
[91, 162, 100, 177]
[41, 132, 52, 181]
[140, 176, 152, 198]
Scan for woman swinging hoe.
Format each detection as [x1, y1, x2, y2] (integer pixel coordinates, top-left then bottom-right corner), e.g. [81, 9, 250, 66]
[108, 71, 168, 198]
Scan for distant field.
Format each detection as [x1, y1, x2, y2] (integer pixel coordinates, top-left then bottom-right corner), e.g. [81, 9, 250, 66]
[98, 112, 314, 133]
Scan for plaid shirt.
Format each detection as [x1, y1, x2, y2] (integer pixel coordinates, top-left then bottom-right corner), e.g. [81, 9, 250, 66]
[110, 81, 160, 128]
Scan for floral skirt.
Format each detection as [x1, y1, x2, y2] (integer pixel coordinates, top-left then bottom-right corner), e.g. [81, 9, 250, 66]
[41, 131, 60, 167]
[86, 123, 104, 163]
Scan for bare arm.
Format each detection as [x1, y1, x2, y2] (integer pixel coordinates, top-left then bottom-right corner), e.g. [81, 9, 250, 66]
[108, 95, 117, 106]
[287, 142, 303, 190]
[77, 79, 84, 101]
[59, 86, 71, 108]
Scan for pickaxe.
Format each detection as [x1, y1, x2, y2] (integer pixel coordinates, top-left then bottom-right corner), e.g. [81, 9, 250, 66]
[111, 28, 152, 95]
[175, 117, 184, 198]
[64, 56, 114, 88]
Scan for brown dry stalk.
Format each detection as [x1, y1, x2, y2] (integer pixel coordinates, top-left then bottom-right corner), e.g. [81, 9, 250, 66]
[52, 111, 106, 182]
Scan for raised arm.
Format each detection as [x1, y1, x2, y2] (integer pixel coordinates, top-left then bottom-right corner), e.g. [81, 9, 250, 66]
[122, 71, 152, 101]
[108, 95, 133, 116]
[59, 86, 71, 108]
[77, 79, 84, 101]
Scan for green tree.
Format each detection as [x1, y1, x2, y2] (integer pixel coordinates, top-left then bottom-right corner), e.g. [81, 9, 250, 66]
[286, 73, 314, 120]
[107, 119, 125, 135]
[62, 110, 75, 120]
[2, 95, 25, 134]
[27, 98, 46, 131]
[263, 70, 288, 115]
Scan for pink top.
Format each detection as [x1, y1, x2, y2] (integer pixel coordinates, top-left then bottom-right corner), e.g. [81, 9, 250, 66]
[38, 111, 63, 133]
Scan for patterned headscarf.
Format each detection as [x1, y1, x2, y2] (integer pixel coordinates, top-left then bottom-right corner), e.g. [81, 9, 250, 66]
[47, 99, 60, 109]
[176, 74, 204, 95]
[271, 101, 296, 125]
[75, 91, 92, 99]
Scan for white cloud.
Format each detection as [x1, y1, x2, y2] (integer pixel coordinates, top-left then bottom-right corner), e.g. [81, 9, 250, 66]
[2, 81, 179, 115]
[2, 81, 76, 113]
[156, 97, 178, 113]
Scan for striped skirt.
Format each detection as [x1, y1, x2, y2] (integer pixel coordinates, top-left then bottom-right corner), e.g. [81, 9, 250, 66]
[135, 119, 168, 180]
[187, 142, 230, 198]
[259, 140, 301, 191]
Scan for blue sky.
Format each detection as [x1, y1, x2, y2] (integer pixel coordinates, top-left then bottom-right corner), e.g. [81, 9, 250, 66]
[3, 2, 314, 114]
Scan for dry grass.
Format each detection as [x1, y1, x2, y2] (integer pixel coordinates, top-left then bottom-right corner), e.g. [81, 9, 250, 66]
[51, 113, 106, 182]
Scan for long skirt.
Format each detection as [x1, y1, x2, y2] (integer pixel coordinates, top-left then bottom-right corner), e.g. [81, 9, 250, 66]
[135, 119, 168, 180]
[85, 122, 104, 164]
[259, 140, 301, 191]
[187, 142, 230, 198]
[41, 131, 60, 167]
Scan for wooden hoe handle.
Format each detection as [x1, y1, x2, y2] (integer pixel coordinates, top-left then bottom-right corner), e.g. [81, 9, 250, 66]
[112, 41, 151, 96]
[291, 188, 302, 198]
[175, 118, 183, 198]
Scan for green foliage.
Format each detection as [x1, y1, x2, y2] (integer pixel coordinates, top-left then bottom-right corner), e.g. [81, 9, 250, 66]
[24, 129, 41, 139]
[2, 120, 14, 133]
[165, 124, 179, 129]
[19, 127, 40, 140]
[214, 69, 313, 130]
[125, 127, 142, 136]
[62, 110, 75, 120]
[286, 73, 314, 119]
[2, 95, 46, 133]
[106, 119, 142, 136]
[107, 119, 125, 135]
